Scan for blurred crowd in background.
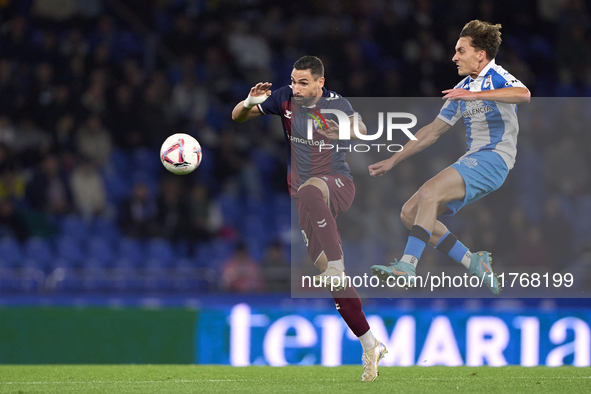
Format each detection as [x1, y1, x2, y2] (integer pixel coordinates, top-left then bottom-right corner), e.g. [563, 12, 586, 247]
[0, 0, 589, 294]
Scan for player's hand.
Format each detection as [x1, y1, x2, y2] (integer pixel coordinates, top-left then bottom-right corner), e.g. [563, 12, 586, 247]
[244, 82, 272, 108]
[368, 157, 395, 177]
[250, 82, 272, 97]
[442, 88, 478, 101]
[315, 119, 341, 140]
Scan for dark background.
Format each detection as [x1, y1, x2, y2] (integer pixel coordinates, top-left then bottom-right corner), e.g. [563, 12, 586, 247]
[0, 0, 589, 295]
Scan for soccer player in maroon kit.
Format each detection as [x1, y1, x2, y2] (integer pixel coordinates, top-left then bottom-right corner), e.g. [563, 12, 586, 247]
[232, 56, 386, 380]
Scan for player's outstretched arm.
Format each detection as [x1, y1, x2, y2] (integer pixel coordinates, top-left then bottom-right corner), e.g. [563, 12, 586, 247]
[368, 118, 451, 177]
[442, 87, 530, 104]
[231, 82, 272, 122]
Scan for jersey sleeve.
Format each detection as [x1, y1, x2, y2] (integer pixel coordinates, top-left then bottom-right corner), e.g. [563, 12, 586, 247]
[334, 97, 355, 117]
[437, 99, 462, 126]
[492, 69, 527, 90]
[257, 85, 289, 116]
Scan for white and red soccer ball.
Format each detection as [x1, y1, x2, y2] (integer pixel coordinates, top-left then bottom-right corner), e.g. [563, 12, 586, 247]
[160, 133, 202, 175]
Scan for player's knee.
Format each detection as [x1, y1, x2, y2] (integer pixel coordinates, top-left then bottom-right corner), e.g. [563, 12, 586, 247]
[400, 203, 415, 229]
[297, 184, 324, 206]
[417, 182, 439, 205]
[315, 253, 328, 272]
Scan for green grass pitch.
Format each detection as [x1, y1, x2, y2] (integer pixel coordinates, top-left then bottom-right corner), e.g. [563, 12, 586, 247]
[1, 365, 590, 393]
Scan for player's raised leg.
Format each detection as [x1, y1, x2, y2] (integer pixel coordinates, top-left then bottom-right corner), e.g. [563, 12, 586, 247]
[372, 167, 464, 284]
[298, 176, 387, 380]
[372, 167, 500, 294]
[296, 179, 345, 288]
[401, 191, 499, 294]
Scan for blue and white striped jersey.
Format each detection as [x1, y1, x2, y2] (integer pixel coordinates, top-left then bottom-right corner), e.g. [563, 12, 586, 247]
[437, 59, 526, 170]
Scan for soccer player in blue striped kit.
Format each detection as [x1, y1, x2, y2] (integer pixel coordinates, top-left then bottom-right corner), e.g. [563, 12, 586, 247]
[369, 20, 530, 294]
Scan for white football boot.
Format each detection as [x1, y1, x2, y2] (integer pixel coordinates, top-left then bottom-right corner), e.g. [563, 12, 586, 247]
[361, 340, 388, 381]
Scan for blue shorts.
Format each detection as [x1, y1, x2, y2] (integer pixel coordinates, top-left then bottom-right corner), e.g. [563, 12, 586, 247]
[444, 150, 509, 216]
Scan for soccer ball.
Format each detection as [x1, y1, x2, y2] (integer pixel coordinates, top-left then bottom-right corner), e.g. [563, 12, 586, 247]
[160, 133, 202, 175]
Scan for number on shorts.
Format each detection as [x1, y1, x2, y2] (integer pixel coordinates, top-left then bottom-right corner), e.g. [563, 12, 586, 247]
[301, 230, 309, 247]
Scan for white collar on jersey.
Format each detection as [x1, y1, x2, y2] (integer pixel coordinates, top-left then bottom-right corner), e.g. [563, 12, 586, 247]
[473, 58, 496, 80]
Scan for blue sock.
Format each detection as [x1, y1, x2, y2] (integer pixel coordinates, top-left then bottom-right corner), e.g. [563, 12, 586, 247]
[435, 231, 469, 264]
[403, 225, 432, 261]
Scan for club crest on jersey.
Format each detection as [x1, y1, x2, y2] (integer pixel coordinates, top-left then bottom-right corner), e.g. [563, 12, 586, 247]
[483, 75, 492, 89]
[460, 157, 478, 169]
[305, 109, 328, 134]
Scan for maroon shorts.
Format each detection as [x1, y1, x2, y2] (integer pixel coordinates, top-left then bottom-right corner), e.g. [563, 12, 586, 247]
[295, 174, 355, 264]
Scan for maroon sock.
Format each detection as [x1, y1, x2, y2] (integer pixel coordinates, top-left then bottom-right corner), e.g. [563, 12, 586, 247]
[297, 185, 342, 261]
[331, 286, 370, 337]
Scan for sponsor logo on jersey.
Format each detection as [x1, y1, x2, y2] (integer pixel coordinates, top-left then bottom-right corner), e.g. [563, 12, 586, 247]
[289, 134, 325, 146]
[462, 100, 493, 117]
[284, 109, 292, 119]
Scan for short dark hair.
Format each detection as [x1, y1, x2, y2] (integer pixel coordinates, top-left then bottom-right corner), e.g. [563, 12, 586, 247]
[459, 20, 502, 60]
[293, 56, 324, 79]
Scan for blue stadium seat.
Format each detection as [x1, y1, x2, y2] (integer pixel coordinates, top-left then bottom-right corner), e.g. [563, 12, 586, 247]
[273, 194, 292, 214]
[103, 171, 132, 203]
[60, 216, 89, 241]
[82, 257, 106, 269]
[211, 239, 235, 268]
[91, 218, 121, 244]
[143, 258, 169, 291]
[218, 194, 242, 227]
[250, 149, 276, 178]
[0, 237, 22, 268]
[82, 266, 109, 291]
[54, 268, 82, 292]
[192, 243, 213, 268]
[244, 216, 269, 243]
[50, 257, 75, 270]
[107, 149, 130, 179]
[87, 237, 115, 266]
[23, 238, 54, 270]
[55, 236, 85, 267]
[246, 237, 266, 262]
[273, 195, 292, 228]
[19, 266, 45, 293]
[173, 259, 216, 292]
[172, 258, 195, 291]
[112, 259, 137, 291]
[132, 147, 160, 174]
[117, 238, 143, 266]
[175, 240, 190, 260]
[131, 171, 159, 197]
[245, 198, 266, 217]
[147, 238, 174, 267]
[0, 267, 18, 291]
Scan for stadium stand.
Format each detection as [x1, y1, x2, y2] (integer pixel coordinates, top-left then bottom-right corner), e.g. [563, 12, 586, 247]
[0, 0, 589, 293]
